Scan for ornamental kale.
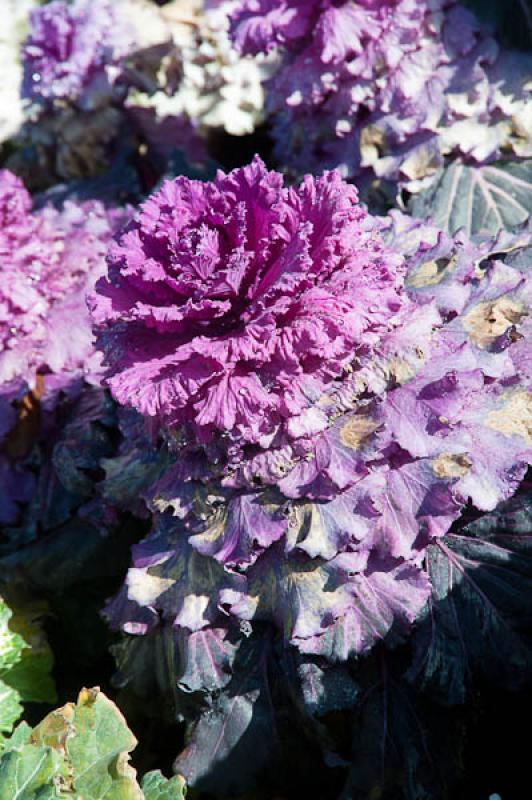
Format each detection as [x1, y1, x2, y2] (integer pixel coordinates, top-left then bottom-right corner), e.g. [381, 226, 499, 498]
[1, 1, 531, 794]
[91, 160, 532, 790]
[91, 155, 408, 450]
[230, 0, 532, 198]
[13, 0, 269, 189]
[0, 169, 128, 534]
[0, 169, 127, 391]
[22, 0, 134, 109]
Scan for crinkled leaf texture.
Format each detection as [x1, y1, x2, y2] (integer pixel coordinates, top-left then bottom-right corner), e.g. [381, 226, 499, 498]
[409, 160, 532, 236]
[99, 166, 531, 795]
[230, 1, 532, 200]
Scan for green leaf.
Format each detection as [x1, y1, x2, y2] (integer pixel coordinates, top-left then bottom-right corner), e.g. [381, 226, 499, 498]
[0, 598, 26, 738]
[0, 681, 23, 739]
[0, 600, 26, 674]
[141, 770, 186, 800]
[0, 596, 56, 741]
[409, 161, 532, 236]
[32, 687, 143, 800]
[0, 689, 187, 799]
[1, 597, 56, 705]
[0, 743, 63, 800]
[2, 722, 32, 751]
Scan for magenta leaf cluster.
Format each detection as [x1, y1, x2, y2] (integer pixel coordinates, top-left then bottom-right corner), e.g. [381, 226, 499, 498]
[1, 0, 531, 793]
[92, 161, 531, 672]
[230, 0, 532, 195]
[0, 169, 129, 527]
[0, 169, 127, 392]
[91, 156, 408, 452]
[22, 0, 134, 108]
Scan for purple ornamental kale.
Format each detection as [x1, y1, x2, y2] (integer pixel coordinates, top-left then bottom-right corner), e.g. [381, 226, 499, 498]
[0, 169, 129, 529]
[96, 162, 531, 674]
[91, 156, 408, 453]
[0, 169, 128, 392]
[230, 0, 532, 193]
[22, 0, 134, 108]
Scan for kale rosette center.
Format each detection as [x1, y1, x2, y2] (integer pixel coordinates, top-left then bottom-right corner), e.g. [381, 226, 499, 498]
[91, 156, 406, 449]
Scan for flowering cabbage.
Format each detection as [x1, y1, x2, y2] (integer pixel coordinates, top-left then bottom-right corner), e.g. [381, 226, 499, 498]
[0, 170, 127, 391]
[230, 0, 532, 195]
[22, 0, 134, 109]
[91, 156, 410, 452]
[12, 0, 270, 188]
[91, 161, 531, 792]
[94, 160, 531, 663]
[0, 169, 128, 532]
[126, 0, 274, 142]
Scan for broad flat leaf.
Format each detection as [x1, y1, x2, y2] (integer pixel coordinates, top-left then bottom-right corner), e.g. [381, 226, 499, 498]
[407, 522, 532, 704]
[38, 688, 142, 799]
[503, 228, 532, 272]
[1, 597, 56, 705]
[176, 627, 239, 694]
[459, 490, 532, 538]
[0, 597, 54, 739]
[0, 681, 22, 739]
[0, 744, 63, 800]
[339, 657, 462, 800]
[297, 563, 430, 661]
[141, 770, 186, 800]
[0, 691, 170, 799]
[24, 688, 143, 800]
[223, 548, 429, 660]
[409, 161, 532, 236]
[174, 634, 276, 794]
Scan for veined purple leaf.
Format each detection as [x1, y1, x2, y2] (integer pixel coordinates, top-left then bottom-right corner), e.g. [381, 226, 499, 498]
[174, 633, 276, 793]
[407, 517, 532, 703]
[297, 563, 430, 662]
[189, 492, 287, 568]
[340, 655, 462, 800]
[176, 626, 240, 694]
